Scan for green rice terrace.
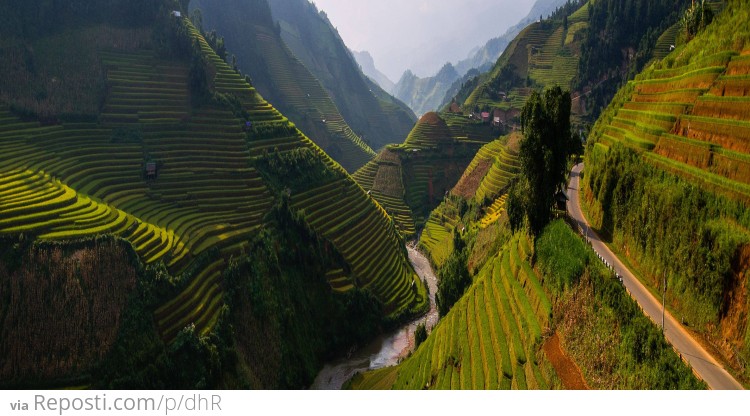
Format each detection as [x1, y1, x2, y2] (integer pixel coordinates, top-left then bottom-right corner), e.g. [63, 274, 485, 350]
[464, 2, 589, 116]
[0, 17, 426, 349]
[351, 235, 555, 390]
[250, 25, 376, 172]
[419, 134, 520, 267]
[590, 20, 750, 204]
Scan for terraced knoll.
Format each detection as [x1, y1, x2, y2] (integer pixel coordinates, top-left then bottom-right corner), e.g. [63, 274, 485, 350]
[353, 112, 491, 232]
[351, 236, 554, 389]
[401, 112, 454, 150]
[352, 150, 416, 237]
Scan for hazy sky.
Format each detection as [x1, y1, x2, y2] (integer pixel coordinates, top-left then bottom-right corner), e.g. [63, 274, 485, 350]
[312, 0, 536, 81]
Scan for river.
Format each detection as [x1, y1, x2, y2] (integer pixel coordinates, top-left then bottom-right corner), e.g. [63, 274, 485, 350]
[310, 245, 439, 389]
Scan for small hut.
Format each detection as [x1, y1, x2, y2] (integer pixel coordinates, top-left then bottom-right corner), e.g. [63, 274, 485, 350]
[146, 161, 157, 180]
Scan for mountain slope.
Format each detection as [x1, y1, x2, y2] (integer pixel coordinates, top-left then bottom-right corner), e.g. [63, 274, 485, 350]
[454, 0, 690, 126]
[190, 0, 375, 172]
[395, 0, 570, 117]
[351, 50, 395, 93]
[583, 0, 750, 383]
[268, 0, 416, 151]
[461, 3, 590, 124]
[0, 7, 426, 387]
[454, 0, 570, 76]
[393, 64, 460, 117]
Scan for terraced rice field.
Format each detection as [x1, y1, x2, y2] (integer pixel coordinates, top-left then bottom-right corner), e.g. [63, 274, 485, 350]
[418, 207, 458, 268]
[353, 236, 554, 389]
[252, 26, 375, 172]
[289, 178, 424, 315]
[479, 195, 508, 228]
[0, 40, 273, 340]
[351, 150, 417, 237]
[189, 21, 426, 316]
[451, 139, 506, 199]
[0, 19, 425, 342]
[474, 145, 520, 204]
[402, 112, 453, 150]
[468, 1, 586, 113]
[595, 47, 750, 203]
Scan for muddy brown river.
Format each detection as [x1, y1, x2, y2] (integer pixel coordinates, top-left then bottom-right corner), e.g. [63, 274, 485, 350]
[310, 245, 439, 389]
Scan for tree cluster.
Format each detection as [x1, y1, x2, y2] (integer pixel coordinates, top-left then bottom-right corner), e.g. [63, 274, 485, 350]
[436, 230, 471, 318]
[575, 0, 689, 119]
[0, 0, 183, 39]
[507, 87, 577, 236]
[681, 0, 715, 42]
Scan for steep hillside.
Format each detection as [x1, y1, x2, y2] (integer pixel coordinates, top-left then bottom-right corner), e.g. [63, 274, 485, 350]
[461, 2, 589, 125]
[352, 112, 498, 236]
[0, 8, 425, 387]
[454, 0, 692, 126]
[351, 227, 702, 389]
[583, 0, 750, 383]
[453, 0, 571, 77]
[268, 0, 416, 151]
[190, 0, 375, 172]
[393, 0, 571, 119]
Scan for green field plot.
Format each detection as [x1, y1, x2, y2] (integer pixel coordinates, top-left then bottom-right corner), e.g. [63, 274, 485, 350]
[351, 236, 553, 389]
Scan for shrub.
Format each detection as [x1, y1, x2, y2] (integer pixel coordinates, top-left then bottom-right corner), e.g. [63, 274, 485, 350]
[414, 322, 428, 349]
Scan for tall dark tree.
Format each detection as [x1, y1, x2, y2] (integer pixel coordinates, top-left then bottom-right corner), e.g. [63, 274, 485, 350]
[436, 230, 470, 318]
[508, 86, 574, 235]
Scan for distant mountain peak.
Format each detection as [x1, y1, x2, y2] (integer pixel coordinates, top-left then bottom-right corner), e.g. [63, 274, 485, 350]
[351, 49, 396, 93]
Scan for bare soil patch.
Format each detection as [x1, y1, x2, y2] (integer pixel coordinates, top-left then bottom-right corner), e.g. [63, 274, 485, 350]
[452, 158, 492, 199]
[543, 332, 589, 390]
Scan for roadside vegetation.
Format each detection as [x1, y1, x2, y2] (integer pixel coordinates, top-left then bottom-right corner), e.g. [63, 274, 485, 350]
[584, 0, 750, 382]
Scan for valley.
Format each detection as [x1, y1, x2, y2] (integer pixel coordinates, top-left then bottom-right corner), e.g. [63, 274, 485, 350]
[1, 0, 748, 394]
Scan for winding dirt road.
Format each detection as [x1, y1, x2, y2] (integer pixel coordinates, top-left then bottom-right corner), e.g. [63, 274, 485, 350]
[568, 163, 743, 390]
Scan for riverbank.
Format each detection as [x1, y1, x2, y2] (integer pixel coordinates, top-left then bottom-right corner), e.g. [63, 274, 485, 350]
[310, 245, 438, 389]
